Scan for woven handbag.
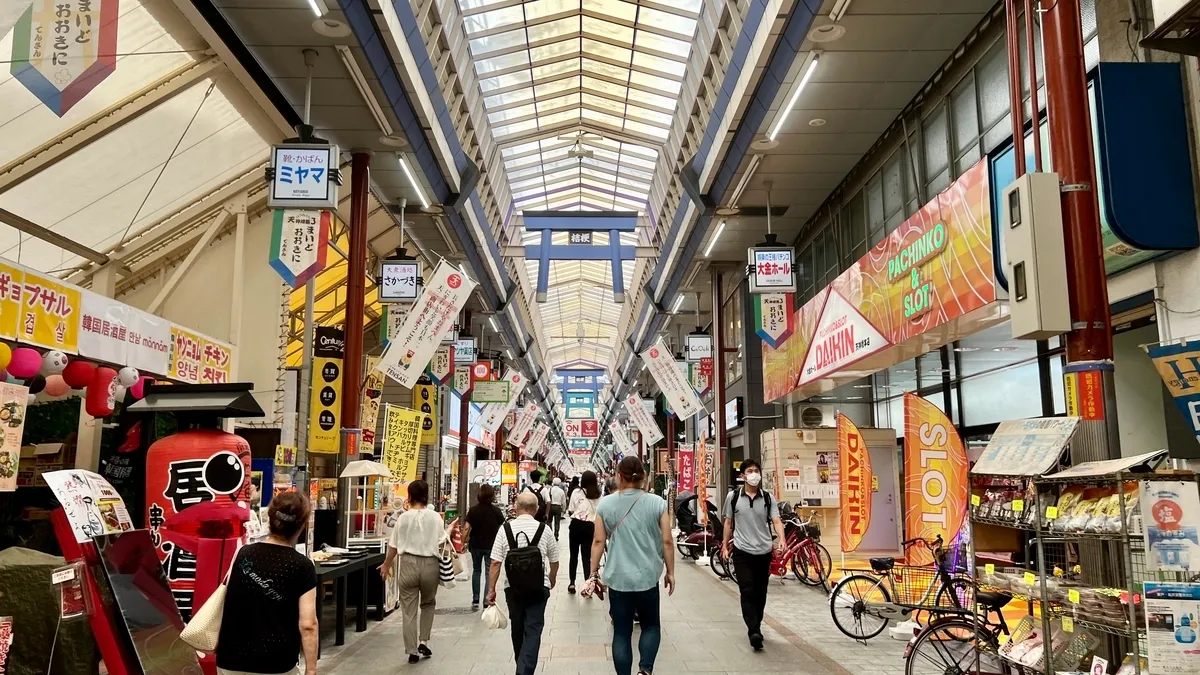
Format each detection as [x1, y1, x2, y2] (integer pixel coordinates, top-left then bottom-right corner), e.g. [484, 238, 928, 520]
[180, 582, 226, 652]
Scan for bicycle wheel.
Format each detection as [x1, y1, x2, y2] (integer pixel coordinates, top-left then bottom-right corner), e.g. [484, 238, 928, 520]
[829, 573, 892, 640]
[709, 549, 731, 579]
[904, 619, 1012, 675]
[793, 543, 833, 588]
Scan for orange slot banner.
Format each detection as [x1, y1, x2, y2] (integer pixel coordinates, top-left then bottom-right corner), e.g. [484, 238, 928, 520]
[837, 413, 872, 553]
[903, 393, 968, 565]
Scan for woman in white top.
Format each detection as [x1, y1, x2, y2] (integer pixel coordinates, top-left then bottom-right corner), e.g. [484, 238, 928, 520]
[566, 470, 602, 593]
[379, 479, 446, 663]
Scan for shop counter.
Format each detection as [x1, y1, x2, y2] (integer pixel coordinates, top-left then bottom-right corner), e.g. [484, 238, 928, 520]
[314, 551, 387, 653]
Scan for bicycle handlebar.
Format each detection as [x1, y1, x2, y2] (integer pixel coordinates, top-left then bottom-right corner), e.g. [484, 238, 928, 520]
[901, 534, 944, 550]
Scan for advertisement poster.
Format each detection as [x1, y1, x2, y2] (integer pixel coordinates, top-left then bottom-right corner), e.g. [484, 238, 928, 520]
[381, 406, 423, 481]
[762, 160, 995, 402]
[1142, 481, 1200, 573]
[1147, 342, 1200, 447]
[625, 394, 663, 445]
[412, 384, 439, 446]
[1143, 582, 1200, 674]
[510, 403, 538, 447]
[678, 444, 695, 492]
[501, 462, 518, 486]
[0, 383, 28, 492]
[360, 356, 384, 454]
[377, 261, 476, 388]
[838, 413, 873, 553]
[903, 393, 968, 565]
[307, 327, 344, 454]
[642, 337, 703, 419]
[43, 469, 133, 543]
[20, 269, 81, 352]
[477, 370, 526, 435]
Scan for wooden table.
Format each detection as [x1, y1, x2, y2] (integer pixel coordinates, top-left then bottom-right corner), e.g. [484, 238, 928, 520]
[314, 552, 387, 652]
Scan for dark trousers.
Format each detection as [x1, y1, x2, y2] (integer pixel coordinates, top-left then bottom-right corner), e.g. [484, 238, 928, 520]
[732, 549, 772, 635]
[568, 519, 594, 584]
[470, 548, 490, 604]
[609, 588, 661, 675]
[505, 587, 548, 675]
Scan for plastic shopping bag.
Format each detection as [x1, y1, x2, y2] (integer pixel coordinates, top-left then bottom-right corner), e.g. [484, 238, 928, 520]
[481, 603, 508, 630]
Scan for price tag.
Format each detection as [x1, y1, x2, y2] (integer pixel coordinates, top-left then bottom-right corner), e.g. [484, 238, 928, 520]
[51, 568, 76, 584]
[1012, 499, 1025, 512]
[971, 494, 981, 507]
[1046, 506, 1059, 519]
[1068, 589, 1081, 604]
[1024, 572, 1036, 585]
[998, 633, 1009, 645]
[985, 564, 995, 575]
[1062, 616, 1075, 633]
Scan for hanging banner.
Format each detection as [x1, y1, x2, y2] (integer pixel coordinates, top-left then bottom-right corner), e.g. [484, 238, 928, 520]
[127, 308, 172, 376]
[677, 443, 695, 491]
[200, 338, 233, 384]
[609, 421, 634, 457]
[526, 422, 550, 457]
[689, 361, 712, 397]
[381, 304, 407, 345]
[838, 413, 873, 553]
[501, 462, 518, 486]
[754, 293, 794, 348]
[427, 345, 454, 385]
[19, 269, 80, 352]
[471, 361, 493, 382]
[624, 394, 663, 445]
[10, 0, 117, 117]
[695, 438, 710, 525]
[412, 384, 439, 446]
[452, 365, 472, 397]
[269, 209, 331, 288]
[77, 290, 129, 364]
[307, 327, 344, 454]
[564, 419, 599, 438]
[511, 403, 538, 447]
[903, 393, 968, 565]
[360, 357, 384, 455]
[642, 337, 703, 420]
[377, 261, 476, 388]
[381, 406, 423, 481]
[0, 262, 22, 340]
[168, 326, 203, 383]
[1147, 342, 1200, 447]
[0, 383, 29, 492]
[477, 369, 526, 434]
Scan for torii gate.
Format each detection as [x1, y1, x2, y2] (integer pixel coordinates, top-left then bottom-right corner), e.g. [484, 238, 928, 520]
[523, 211, 639, 303]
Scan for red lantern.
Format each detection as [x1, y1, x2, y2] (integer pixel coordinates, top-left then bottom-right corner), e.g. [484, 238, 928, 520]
[62, 360, 96, 389]
[86, 367, 118, 418]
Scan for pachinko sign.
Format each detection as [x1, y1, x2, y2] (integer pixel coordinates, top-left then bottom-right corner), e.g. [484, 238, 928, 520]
[762, 160, 995, 402]
[903, 393, 968, 565]
[837, 414, 872, 553]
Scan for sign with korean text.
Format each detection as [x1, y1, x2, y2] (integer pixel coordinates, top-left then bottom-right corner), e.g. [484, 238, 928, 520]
[19, 269, 80, 352]
[453, 337, 477, 364]
[360, 356, 384, 455]
[472, 380, 509, 403]
[748, 247, 796, 293]
[0, 383, 28, 492]
[452, 365, 472, 397]
[754, 293, 794, 348]
[10, 0, 117, 117]
[307, 327, 344, 454]
[127, 309, 171, 375]
[200, 339, 233, 384]
[0, 261, 22, 340]
[377, 261, 476, 388]
[168, 326, 203, 383]
[642, 337, 703, 420]
[269, 144, 338, 209]
[609, 421, 634, 457]
[685, 333, 712, 362]
[903, 393, 968, 566]
[381, 406, 423, 481]
[838, 413, 873, 553]
[412, 384, 439, 446]
[563, 418, 599, 438]
[427, 345, 453, 385]
[511, 403, 538, 447]
[624, 394, 663, 445]
[378, 259, 420, 302]
[269, 209, 331, 288]
[477, 370, 526, 434]
[525, 422, 550, 457]
[274, 445, 297, 467]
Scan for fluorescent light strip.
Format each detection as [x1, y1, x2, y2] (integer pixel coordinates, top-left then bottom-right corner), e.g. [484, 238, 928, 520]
[671, 294, 684, 313]
[489, 317, 499, 333]
[398, 154, 431, 209]
[307, 0, 325, 18]
[769, 52, 821, 141]
[334, 45, 391, 135]
[703, 220, 726, 258]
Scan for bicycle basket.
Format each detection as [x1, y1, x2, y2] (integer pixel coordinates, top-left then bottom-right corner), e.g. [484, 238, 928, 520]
[888, 565, 972, 611]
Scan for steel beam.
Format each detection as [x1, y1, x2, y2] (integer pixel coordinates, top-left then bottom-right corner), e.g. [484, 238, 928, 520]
[148, 209, 231, 313]
[0, 207, 122, 270]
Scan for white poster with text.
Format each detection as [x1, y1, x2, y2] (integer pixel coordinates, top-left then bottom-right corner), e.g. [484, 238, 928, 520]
[641, 337, 703, 420]
[377, 261, 476, 388]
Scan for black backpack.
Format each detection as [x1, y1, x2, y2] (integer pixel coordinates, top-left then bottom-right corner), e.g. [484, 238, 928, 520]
[730, 488, 772, 530]
[503, 522, 546, 600]
[524, 485, 549, 522]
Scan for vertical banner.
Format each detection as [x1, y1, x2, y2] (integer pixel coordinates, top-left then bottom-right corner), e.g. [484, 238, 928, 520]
[168, 325, 203, 383]
[624, 394, 663, 446]
[753, 293, 794, 347]
[477, 369, 527, 434]
[10, 0, 118, 116]
[381, 406, 423, 480]
[427, 345, 454, 385]
[903, 393, 968, 565]
[360, 357, 384, 455]
[511, 403, 538, 447]
[838, 413, 873, 553]
[307, 327, 344, 454]
[501, 462, 518, 486]
[269, 209, 331, 288]
[695, 438, 709, 525]
[1148, 342, 1200, 445]
[526, 422, 550, 458]
[609, 421, 635, 457]
[452, 365, 472, 397]
[412, 384, 439, 446]
[677, 443, 695, 492]
[0, 383, 29, 492]
[641, 337, 703, 419]
[377, 261, 477, 387]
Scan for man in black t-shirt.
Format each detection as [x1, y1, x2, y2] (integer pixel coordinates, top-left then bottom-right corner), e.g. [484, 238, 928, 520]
[463, 483, 506, 610]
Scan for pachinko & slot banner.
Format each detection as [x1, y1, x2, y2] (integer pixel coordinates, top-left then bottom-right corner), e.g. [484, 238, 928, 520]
[903, 393, 968, 565]
[838, 413, 872, 553]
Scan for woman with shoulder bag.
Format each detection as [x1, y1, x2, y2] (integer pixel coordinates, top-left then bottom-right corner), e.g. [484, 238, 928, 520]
[566, 471, 601, 594]
[378, 480, 446, 663]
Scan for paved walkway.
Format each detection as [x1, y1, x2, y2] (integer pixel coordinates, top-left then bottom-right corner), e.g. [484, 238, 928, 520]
[318, 537, 908, 675]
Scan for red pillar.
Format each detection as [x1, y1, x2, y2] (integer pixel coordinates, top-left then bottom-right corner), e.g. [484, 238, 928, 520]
[341, 151, 371, 429]
[1004, 0, 1027, 179]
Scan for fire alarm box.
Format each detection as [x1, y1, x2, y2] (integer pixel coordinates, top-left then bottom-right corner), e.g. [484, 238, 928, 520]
[1003, 172, 1071, 340]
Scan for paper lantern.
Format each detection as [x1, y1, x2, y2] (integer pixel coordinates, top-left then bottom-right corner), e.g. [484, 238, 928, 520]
[44, 375, 70, 398]
[41, 350, 68, 375]
[113, 384, 126, 403]
[62, 360, 96, 389]
[27, 375, 46, 395]
[86, 367, 118, 418]
[0, 344, 11, 371]
[8, 348, 41, 379]
[118, 367, 139, 387]
[130, 376, 153, 400]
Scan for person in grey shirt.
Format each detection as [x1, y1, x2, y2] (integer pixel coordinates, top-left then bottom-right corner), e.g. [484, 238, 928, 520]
[720, 459, 787, 651]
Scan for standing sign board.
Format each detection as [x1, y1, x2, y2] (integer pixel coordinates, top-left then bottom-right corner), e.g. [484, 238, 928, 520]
[269, 209, 331, 288]
[642, 337, 703, 419]
[268, 144, 339, 209]
[308, 327, 344, 454]
[377, 261, 476, 388]
[381, 406, 423, 481]
[477, 370, 526, 434]
[378, 260, 420, 303]
[748, 247, 796, 294]
[625, 394, 663, 445]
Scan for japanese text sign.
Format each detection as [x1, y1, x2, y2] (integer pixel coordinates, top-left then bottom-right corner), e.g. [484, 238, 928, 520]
[377, 261, 476, 388]
[427, 345, 453, 385]
[10, 0, 117, 117]
[453, 337, 477, 364]
[472, 380, 509, 403]
[510, 403, 538, 447]
[360, 356, 384, 455]
[0, 383, 28, 493]
[563, 418, 599, 438]
[168, 326, 203, 384]
[269, 144, 338, 209]
[677, 443, 695, 492]
[525, 422, 550, 457]
[748, 247, 796, 293]
[609, 421, 634, 456]
[754, 293, 794, 348]
[269, 209, 331, 288]
[477, 370, 526, 434]
[642, 337, 702, 419]
[307, 327, 344, 454]
[378, 260, 420, 302]
[381, 406, 423, 481]
[412, 384, 439, 446]
[452, 365, 472, 396]
[624, 394, 663, 445]
[19, 269, 79, 352]
[44, 469, 132, 544]
[0, 261, 23, 340]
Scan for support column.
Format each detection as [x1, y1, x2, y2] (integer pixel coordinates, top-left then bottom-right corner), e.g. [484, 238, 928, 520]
[75, 263, 120, 471]
[666, 411, 675, 517]
[337, 150, 370, 544]
[1042, 0, 1118, 461]
[711, 268, 728, 508]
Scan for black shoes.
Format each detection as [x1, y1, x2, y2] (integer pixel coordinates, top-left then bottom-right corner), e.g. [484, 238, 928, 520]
[471, 602, 479, 611]
[749, 631, 764, 651]
[408, 654, 420, 664]
[568, 584, 576, 594]
[418, 644, 433, 659]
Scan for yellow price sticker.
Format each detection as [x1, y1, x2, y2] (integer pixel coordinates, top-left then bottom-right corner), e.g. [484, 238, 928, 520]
[1024, 572, 1036, 585]
[1046, 506, 1059, 519]
[971, 494, 981, 507]
[985, 564, 995, 575]
[1012, 499, 1025, 512]
[1062, 616, 1074, 633]
[998, 633, 1009, 645]
[1068, 589, 1081, 604]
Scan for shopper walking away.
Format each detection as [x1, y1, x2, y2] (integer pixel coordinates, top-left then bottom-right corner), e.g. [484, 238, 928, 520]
[488, 492, 559, 675]
[566, 470, 602, 594]
[216, 492, 318, 675]
[463, 483, 505, 611]
[548, 477, 567, 537]
[720, 459, 787, 651]
[379, 479, 446, 663]
[524, 469, 550, 523]
[590, 456, 675, 675]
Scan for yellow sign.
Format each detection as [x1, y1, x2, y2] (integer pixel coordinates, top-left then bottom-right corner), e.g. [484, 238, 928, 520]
[308, 327, 344, 454]
[985, 563, 995, 575]
[1023, 572, 1036, 585]
[200, 338, 233, 384]
[168, 325, 204, 383]
[413, 384, 439, 446]
[1068, 589, 1081, 604]
[382, 405, 423, 481]
[1011, 499, 1024, 512]
[0, 262, 23, 340]
[19, 270, 80, 352]
[971, 494, 981, 507]
[360, 357, 384, 455]
[501, 462, 518, 485]
[1046, 506, 1059, 519]
[1064, 371, 1079, 417]
[1061, 616, 1074, 633]
[274, 445, 297, 467]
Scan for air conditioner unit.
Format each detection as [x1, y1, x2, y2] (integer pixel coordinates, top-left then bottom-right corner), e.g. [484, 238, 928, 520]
[799, 405, 833, 428]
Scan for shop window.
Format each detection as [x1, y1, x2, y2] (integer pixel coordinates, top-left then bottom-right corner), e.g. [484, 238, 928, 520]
[883, 153, 904, 221]
[951, 74, 980, 157]
[923, 104, 950, 184]
[961, 360, 1044, 427]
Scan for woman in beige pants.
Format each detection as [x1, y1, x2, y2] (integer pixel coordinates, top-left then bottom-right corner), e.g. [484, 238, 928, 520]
[380, 480, 446, 663]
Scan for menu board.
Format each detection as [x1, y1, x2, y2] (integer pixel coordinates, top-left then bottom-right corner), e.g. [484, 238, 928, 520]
[971, 417, 1080, 476]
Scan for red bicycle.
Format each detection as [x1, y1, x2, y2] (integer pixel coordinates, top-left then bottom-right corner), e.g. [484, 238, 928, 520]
[712, 510, 832, 591]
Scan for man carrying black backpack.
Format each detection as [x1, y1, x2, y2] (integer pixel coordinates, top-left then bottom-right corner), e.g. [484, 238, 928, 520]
[524, 469, 550, 523]
[487, 491, 559, 675]
[720, 459, 788, 652]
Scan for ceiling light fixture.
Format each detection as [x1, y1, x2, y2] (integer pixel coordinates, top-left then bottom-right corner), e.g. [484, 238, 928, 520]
[830, 0, 853, 23]
[398, 154, 430, 209]
[769, 51, 821, 141]
[954, 346, 981, 353]
[993, 346, 1019, 352]
[671, 295, 684, 314]
[489, 317, 499, 333]
[307, 0, 327, 18]
[704, 220, 726, 258]
[335, 45, 392, 135]
[853, 384, 872, 389]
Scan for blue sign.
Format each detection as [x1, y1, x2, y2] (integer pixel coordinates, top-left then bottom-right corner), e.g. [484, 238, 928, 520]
[1147, 342, 1200, 448]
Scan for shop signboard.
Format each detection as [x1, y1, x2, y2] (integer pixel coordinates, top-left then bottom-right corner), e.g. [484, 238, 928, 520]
[1147, 342, 1200, 448]
[748, 247, 796, 294]
[377, 261, 476, 388]
[677, 443, 695, 492]
[307, 327, 344, 454]
[10, 0, 117, 116]
[838, 413, 873, 553]
[501, 462, 518, 486]
[77, 294, 172, 376]
[471, 361, 493, 382]
[268, 144, 339, 209]
[274, 445, 296, 467]
[19, 269, 80, 352]
[903, 393, 968, 566]
[642, 337, 703, 420]
[477, 370, 526, 434]
[563, 419, 599, 438]
[1140, 481, 1200, 574]
[754, 293, 794, 348]
[412, 384, 439, 446]
[453, 337, 478, 364]
[360, 357, 384, 455]
[269, 209, 331, 288]
[609, 421, 635, 457]
[685, 333, 712, 362]
[381, 405, 423, 481]
[427, 345, 453, 385]
[511, 403, 538, 447]
[127, 308, 172, 376]
[762, 160, 996, 402]
[0, 261, 22, 340]
[378, 259, 420, 303]
[624, 394, 663, 445]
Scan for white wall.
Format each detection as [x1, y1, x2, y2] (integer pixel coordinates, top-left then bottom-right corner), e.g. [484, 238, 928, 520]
[1113, 324, 1169, 456]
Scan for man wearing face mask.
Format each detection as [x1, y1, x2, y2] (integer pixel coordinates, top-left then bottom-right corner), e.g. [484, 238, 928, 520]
[721, 459, 787, 651]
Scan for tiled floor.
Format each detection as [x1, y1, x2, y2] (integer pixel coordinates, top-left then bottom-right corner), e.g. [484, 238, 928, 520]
[318, 538, 909, 675]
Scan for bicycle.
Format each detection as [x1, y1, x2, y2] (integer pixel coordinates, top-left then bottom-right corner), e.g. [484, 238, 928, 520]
[783, 512, 833, 590]
[903, 591, 1015, 675]
[828, 535, 973, 640]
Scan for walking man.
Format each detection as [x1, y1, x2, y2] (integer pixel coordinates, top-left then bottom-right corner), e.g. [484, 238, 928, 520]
[548, 477, 567, 537]
[720, 459, 787, 651]
[488, 492, 559, 675]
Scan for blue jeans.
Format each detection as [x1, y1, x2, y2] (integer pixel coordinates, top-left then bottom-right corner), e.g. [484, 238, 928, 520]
[505, 587, 548, 675]
[470, 548, 490, 604]
[608, 587, 661, 675]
